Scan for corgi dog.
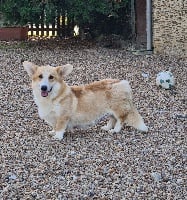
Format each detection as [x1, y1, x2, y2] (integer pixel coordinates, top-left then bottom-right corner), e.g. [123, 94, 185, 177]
[23, 61, 148, 140]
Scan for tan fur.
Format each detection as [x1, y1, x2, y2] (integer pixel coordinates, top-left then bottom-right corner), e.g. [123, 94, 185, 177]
[23, 61, 148, 140]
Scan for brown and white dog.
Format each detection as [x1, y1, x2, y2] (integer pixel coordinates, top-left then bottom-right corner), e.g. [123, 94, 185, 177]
[23, 61, 148, 140]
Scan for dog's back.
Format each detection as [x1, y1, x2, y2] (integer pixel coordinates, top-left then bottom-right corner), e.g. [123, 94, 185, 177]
[68, 79, 133, 128]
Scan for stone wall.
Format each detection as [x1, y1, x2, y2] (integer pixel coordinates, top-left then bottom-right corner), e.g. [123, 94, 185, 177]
[153, 0, 187, 58]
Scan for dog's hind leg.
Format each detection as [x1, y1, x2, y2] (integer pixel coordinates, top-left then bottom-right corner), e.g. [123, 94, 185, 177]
[125, 107, 148, 132]
[101, 116, 116, 131]
[108, 112, 127, 133]
[109, 118, 122, 133]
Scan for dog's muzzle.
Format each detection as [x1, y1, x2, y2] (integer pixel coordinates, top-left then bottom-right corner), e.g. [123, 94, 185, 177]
[41, 85, 52, 97]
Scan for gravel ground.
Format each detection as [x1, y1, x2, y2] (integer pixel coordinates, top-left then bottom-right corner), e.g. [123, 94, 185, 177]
[0, 39, 186, 199]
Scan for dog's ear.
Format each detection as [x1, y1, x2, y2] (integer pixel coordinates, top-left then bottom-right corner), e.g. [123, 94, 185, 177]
[23, 61, 37, 77]
[56, 64, 73, 77]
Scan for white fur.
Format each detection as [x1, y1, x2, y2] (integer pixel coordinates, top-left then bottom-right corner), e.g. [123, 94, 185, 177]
[53, 130, 65, 140]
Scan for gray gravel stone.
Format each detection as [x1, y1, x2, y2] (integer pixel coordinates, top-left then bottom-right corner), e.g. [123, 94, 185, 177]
[0, 39, 186, 199]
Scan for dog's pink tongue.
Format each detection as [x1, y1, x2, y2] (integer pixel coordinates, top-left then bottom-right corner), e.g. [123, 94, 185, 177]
[41, 91, 48, 97]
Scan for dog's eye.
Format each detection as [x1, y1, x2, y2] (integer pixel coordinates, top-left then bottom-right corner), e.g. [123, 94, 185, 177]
[49, 75, 54, 80]
[39, 74, 43, 79]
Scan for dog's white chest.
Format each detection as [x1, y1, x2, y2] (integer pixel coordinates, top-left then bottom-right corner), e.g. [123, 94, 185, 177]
[37, 102, 52, 118]
[37, 102, 57, 127]
[35, 98, 53, 117]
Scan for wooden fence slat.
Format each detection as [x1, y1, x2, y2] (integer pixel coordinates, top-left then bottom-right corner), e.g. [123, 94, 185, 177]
[62, 15, 66, 37]
[52, 21, 56, 36]
[46, 23, 49, 36]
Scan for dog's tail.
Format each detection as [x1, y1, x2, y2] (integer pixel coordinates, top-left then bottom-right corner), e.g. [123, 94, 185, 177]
[126, 107, 148, 132]
[117, 80, 148, 132]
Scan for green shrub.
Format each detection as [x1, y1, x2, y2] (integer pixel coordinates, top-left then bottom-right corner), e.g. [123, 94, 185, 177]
[67, 0, 130, 37]
[0, 0, 44, 26]
[0, 0, 130, 37]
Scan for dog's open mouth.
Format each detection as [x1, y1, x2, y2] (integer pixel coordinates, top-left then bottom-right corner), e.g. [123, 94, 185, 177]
[41, 87, 52, 97]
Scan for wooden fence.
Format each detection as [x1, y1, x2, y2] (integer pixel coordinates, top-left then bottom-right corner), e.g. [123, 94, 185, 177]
[29, 15, 75, 38]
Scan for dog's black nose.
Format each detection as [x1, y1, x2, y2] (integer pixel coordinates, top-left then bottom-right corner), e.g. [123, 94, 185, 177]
[41, 85, 47, 91]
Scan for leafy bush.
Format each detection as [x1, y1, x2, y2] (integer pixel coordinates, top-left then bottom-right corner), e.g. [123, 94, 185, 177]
[68, 0, 128, 24]
[0, 0, 43, 26]
[67, 0, 130, 37]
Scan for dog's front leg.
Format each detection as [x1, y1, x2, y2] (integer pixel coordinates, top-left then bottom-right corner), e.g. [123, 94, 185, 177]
[53, 116, 69, 140]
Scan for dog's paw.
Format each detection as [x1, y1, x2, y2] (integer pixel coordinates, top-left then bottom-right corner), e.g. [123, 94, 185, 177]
[101, 125, 111, 131]
[108, 128, 116, 133]
[49, 130, 55, 136]
[137, 122, 148, 132]
[53, 131, 64, 140]
[140, 125, 148, 132]
[108, 126, 121, 134]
